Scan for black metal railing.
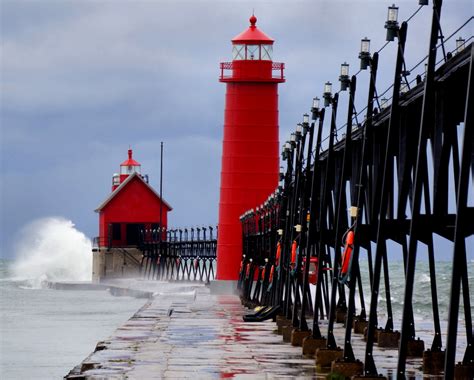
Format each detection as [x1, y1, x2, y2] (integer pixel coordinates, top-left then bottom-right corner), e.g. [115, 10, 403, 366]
[139, 226, 217, 283]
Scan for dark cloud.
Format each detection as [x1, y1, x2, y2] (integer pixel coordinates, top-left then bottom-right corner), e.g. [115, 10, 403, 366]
[1, 0, 472, 258]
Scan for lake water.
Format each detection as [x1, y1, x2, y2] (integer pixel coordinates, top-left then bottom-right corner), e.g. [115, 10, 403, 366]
[0, 218, 472, 379]
[0, 259, 147, 379]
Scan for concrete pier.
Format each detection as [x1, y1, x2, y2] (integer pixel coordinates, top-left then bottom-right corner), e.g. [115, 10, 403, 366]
[65, 281, 467, 379]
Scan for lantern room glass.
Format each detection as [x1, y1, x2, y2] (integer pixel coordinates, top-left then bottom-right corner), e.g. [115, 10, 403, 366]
[246, 45, 259, 60]
[232, 43, 274, 61]
[232, 44, 245, 60]
[121, 165, 141, 175]
[261, 44, 273, 60]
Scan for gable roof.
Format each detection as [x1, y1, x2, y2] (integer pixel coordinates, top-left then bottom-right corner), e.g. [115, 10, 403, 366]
[95, 172, 173, 212]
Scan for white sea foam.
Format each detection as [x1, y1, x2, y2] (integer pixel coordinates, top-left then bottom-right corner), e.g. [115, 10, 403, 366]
[11, 217, 92, 287]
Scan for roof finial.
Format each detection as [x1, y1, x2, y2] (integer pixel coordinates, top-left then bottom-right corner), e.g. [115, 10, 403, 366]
[249, 12, 257, 27]
[128, 148, 132, 159]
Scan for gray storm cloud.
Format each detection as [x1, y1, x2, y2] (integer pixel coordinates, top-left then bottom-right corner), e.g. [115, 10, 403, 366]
[1, 0, 472, 259]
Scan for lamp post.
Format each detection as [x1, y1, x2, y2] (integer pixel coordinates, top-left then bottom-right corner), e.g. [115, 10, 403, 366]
[339, 62, 350, 91]
[323, 81, 333, 107]
[359, 37, 371, 70]
[385, 4, 399, 41]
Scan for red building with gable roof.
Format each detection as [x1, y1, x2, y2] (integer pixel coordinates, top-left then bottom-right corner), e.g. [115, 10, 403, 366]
[95, 149, 172, 248]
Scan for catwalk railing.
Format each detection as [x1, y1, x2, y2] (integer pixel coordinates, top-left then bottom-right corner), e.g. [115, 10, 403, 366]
[139, 226, 217, 283]
[238, 2, 473, 378]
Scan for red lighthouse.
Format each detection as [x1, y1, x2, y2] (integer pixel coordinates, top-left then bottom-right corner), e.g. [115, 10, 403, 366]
[217, 15, 285, 280]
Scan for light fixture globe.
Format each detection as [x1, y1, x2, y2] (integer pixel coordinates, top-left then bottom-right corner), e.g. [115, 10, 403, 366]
[311, 97, 320, 119]
[295, 123, 303, 141]
[400, 82, 408, 94]
[323, 82, 333, 106]
[302, 114, 309, 136]
[456, 37, 465, 54]
[359, 38, 371, 70]
[339, 62, 350, 91]
[385, 4, 399, 41]
[312, 97, 320, 111]
[290, 132, 297, 145]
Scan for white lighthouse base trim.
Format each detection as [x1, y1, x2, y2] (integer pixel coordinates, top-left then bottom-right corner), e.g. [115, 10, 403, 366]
[209, 280, 239, 295]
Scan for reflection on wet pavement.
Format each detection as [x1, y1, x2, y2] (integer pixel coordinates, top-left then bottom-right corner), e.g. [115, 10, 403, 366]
[65, 282, 440, 379]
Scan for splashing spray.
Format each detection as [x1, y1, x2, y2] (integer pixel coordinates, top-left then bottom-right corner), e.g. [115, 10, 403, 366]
[12, 217, 92, 287]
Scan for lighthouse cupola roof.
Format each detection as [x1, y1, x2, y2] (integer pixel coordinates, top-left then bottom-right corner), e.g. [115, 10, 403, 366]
[120, 148, 141, 175]
[232, 15, 274, 45]
[220, 14, 284, 82]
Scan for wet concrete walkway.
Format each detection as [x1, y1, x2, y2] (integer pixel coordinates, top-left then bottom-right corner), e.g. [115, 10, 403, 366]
[65, 281, 449, 379]
[66, 282, 319, 379]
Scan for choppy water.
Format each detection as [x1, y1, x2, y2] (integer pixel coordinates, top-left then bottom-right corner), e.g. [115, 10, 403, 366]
[352, 259, 473, 370]
[355, 259, 474, 325]
[0, 260, 147, 380]
[0, 217, 472, 379]
[0, 217, 147, 380]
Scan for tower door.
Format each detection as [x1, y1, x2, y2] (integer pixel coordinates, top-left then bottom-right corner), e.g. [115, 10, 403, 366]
[126, 223, 144, 245]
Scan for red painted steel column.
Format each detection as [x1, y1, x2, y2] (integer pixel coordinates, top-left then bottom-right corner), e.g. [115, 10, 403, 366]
[217, 16, 285, 280]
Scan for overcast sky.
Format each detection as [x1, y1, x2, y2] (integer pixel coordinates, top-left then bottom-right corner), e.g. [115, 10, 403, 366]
[1, 0, 472, 259]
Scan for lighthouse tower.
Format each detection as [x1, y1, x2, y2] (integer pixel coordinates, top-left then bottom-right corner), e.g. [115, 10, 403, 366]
[217, 15, 285, 280]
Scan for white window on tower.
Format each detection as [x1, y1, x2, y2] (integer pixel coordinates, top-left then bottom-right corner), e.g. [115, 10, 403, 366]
[232, 45, 245, 60]
[246, 45, 259, 60]
[261, 45, 273, 60]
